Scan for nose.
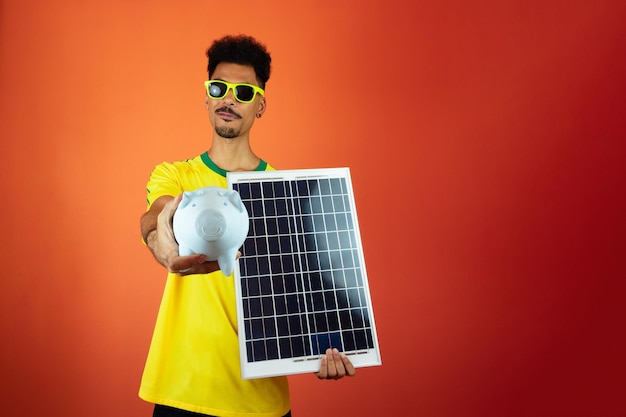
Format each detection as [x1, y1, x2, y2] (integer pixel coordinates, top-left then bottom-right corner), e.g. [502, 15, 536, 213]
[223, 86, 238, 104]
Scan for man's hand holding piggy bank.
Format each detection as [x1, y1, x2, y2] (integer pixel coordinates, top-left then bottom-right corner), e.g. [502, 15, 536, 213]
[173, 186, 249, 276]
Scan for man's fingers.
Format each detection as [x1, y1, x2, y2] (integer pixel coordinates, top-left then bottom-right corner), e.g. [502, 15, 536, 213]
[171, 251, 241, 276]
[316, 348, 342, 380]
[177, 263, 221, 276]
[326, 348, 339, 378]
[331, 348, 350, 379]
[316, 354, 328, 379]
[169, 253, 208, 275]
[340, 352, 356, 377]
[314, 348, 357, 380]
[160, 194, 182, 221]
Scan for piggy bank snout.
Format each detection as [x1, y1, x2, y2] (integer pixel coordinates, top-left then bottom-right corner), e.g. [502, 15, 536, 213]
[195, 210, 227, 241]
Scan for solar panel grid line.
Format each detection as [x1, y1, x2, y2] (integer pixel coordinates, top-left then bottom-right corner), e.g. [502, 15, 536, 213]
[294, 180, 321, 360]
[228, 168, 381, 379]
[265, 179, 308, 363]
[305, 178, 334, 358]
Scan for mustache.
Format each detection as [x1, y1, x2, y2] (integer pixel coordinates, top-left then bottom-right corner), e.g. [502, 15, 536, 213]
[215, 107, 242, 119]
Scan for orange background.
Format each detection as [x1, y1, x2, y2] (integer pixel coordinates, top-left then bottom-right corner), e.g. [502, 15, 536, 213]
[1, 1, 625, 416]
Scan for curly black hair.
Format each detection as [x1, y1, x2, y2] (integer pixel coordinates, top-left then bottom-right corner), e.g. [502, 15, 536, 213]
[206, 35, 272, 89]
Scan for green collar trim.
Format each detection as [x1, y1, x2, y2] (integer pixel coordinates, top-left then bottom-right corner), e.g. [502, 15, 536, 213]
[200, 152, 268, 177]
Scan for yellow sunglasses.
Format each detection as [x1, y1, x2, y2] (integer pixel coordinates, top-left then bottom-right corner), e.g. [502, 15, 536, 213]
[204, 80, 265, 103]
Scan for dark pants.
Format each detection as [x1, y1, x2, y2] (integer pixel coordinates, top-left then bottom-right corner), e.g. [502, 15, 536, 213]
[153, 404, 292, 417]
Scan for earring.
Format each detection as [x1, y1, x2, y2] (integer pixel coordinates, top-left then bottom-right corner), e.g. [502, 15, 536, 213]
[256, 113, 262, 118]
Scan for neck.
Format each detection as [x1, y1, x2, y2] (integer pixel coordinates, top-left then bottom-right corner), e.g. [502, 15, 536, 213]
[207, 135, 260, 172]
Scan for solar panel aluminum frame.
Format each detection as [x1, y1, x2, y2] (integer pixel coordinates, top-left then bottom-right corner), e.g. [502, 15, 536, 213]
[228, 168, 381, 380]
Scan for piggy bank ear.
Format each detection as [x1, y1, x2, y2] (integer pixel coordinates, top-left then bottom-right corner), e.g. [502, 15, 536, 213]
[226, 190, 246, 213]
[179, 191, 192, 209]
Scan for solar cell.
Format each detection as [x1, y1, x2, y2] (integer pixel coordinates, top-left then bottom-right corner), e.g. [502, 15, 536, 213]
[228, 168, 381, 379]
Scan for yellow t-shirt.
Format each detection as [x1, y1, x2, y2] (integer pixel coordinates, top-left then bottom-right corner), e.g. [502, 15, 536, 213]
[139, 152, 290, 417]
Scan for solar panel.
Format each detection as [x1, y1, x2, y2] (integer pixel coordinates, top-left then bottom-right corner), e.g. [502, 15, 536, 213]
[227, 168, 381, 379]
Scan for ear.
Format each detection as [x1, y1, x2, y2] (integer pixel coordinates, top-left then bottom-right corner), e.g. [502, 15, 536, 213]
[204, 96, 210, 110]
[256, 97, 267, 118]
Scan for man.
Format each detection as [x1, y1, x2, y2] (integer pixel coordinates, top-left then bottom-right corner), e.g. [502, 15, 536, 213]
[139, 35, 355, 417]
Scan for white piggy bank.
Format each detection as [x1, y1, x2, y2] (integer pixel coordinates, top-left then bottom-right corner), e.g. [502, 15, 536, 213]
[172, 186, 249, 276]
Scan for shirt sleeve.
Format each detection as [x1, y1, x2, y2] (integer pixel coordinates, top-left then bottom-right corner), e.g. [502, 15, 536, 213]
[145, 161, 184, 210]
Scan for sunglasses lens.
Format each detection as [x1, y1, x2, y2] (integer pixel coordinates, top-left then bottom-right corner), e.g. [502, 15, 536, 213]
[235, 85, 255, 102]
[208, 82, 227, 98]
